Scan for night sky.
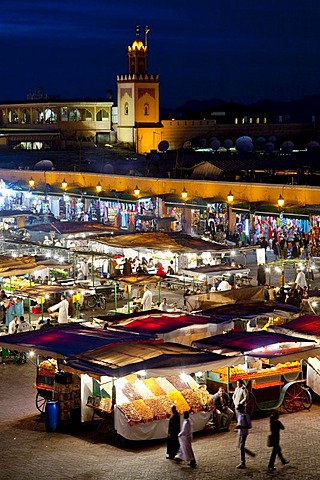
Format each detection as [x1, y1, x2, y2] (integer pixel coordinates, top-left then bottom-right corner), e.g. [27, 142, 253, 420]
[0, 0, 319, 108]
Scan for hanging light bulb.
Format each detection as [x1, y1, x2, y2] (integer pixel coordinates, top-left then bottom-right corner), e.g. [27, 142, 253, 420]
[96, 182, 102, 194]
[61, 179, 68, 190]
[29, 177, 35, 188]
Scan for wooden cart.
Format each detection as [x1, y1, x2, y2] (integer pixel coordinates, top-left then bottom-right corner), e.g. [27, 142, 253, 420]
[206, 361, 312, 415]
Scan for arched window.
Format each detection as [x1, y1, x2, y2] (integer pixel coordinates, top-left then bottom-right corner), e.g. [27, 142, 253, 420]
[144, 103, 149, 116]
[69, 109, 81, 122]
[124, 103, 129, 115]
[8, 109, 19, 124]
[96, 109, 109, 121]
[21, 109, 31, 124]
[85, 109, 92, 121]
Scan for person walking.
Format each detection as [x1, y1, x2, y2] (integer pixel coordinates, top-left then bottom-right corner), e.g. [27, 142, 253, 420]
[236, 404, 255, 469]
[166, 405, 180, 460]
[175, 411, 197, 468]
[233, 379, 248, 421]
[268, 411, 289, 472]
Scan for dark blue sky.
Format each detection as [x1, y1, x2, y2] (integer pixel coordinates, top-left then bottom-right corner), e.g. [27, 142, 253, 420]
[0, 0, 319, 108]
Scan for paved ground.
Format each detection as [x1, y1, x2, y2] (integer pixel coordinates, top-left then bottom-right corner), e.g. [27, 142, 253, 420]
[0, 361, 320, 480]
[1, 250, 320, 480]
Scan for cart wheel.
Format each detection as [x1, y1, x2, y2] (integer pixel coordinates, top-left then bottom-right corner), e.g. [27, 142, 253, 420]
[302, 387, 313, 410]
[282, 383, 305, 413]
[100, 296, 107, 310]
[87, 295, 97, 309]
[245, 392, 255, 416]
[36, 392, 47, 414]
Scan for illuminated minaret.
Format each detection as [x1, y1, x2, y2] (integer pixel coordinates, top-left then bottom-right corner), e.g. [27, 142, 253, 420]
[117, 25, 160, 151]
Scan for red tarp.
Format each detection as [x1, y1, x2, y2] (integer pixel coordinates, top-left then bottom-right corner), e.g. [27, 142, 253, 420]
[193, 330, 315, 353]
[275, 314, 320, 336]
[108, 312, 232, 335]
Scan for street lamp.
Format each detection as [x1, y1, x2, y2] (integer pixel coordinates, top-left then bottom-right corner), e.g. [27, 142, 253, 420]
[28, 177, 35, 189]
[278, 194, 285, 208]
[61, 178, 68, 190]
[227, 190, 234, 203]
[181, 188, 188, 232]
[227, 190, 234, 235]
[181, 187, 188, 201]
[96, 182, 102, 194]
[134, 185, 140, 197]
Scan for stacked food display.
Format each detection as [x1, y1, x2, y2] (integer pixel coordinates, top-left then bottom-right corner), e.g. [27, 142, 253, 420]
[212, 361, 301, 383]
[116, 373, 213, 426]
[113, 373, 214, 440]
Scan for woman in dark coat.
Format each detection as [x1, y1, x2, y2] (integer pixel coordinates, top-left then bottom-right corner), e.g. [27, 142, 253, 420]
[268, 411, 289, 471]
[166, 405, 180, 460]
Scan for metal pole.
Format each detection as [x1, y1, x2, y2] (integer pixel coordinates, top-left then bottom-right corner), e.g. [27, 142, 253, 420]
[114, 282, 117, 312]
[158, 281, 161, 304]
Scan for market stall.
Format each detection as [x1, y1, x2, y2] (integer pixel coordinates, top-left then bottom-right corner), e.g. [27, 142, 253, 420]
[193, 330, 319, 414]
[62, 340, 240, 440]
[180, 264, 251, 289]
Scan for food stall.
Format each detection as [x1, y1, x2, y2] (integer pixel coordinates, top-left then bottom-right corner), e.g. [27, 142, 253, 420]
[0, 323, 243, 440]
[104, 311, 235, 346]
[193, 330, 319, 414]
[269, 314, 320, 398]
[180, 264, 251, 289]
[62, 340, 239, 441]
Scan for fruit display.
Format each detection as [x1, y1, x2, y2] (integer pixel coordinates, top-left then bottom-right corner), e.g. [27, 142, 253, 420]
[167, 375, 189, 390]
[144, 396, 172, 419]
[116, 374, 214, 425]
[167, 391, 190, 414]
[143, 378, 166, 396]
[118, 402, 142, 425]
[212, 361, 301, 383]
[180, 389, 203, 412]
[134, 379, 156, 399]
[3, 277, 35, 290]
[38, 358, 58, 377]
[131, 399, 154, 422]
[121, 382, 142, 401]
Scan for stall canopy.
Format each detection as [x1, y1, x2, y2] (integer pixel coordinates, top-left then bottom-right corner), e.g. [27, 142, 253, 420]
[64, 341, 242, 378]
[270, 314, 320, 338]
[0, 324, 152, 358]
[107, 312, 233, 336]
[193, 330, 315, 353]
[186, 286, 266, 312]
[0, 255, 71, 277]
[94, 232, 237, 253]
[20, 221, 119, 235]
[114, 275, 163, 285]
[199, 301, 301, 319]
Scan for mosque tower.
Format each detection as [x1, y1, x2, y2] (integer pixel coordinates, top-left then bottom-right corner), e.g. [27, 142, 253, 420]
[116, 25, 160, 151]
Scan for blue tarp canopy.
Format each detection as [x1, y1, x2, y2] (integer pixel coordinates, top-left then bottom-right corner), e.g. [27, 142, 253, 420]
[193, 330, 315, 353]
[200, 302, 300, 319]
[0, 324, 152, 358]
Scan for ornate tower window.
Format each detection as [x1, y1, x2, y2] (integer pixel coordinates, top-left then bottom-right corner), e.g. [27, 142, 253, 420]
[124, 102, 129, 115]
[144, 103, 149, 116]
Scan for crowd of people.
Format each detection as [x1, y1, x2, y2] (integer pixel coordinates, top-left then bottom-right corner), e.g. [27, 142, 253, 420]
[165, 378, 288, 472]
